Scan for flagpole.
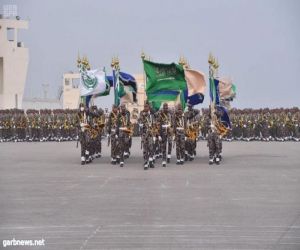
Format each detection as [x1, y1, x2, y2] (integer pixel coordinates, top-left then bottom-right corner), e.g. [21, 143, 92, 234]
[208, 53, 218, 128]
[141, 51, 147, 106]
[111, 57, 116, 106]
[77, 54, 82, 106]
[178, 56, 189, 110]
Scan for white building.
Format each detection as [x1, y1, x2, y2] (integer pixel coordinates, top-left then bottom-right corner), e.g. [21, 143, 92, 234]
[0, 11, 29, 109]
[63, 72, 80, 109]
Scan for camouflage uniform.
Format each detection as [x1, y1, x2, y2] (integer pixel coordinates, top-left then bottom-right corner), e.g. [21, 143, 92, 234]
[139, 105, 155, 169]
[207, 108, 222, 165]
[207, 128, 222, 165]
[116, 105, 131, 167]
[157, 104, 173, 167]
[173, 106, 186, 165]
[90, 106, 105, 159]
[107, 106, 120, 164]
[77, 104, 92, 165]
[184, 105, 200, 161]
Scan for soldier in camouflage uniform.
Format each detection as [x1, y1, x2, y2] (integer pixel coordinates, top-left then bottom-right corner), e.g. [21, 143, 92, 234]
[77, 103, 92, 165]
[116, 104, 131, 167]
[17, 109, 27, 141]
[107, 104, 120, 165]
[157, 103, 173, 167]
[173, 104, 186, 165]
[207, 107, 222, 165]
[184, 103, 200, 161]
[138, 102, 155, 170]
[90, 105, 105, 159]
[40, 110, 48, 142]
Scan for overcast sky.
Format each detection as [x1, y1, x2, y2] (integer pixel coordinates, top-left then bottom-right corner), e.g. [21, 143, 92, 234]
[2, 0, 300, 109]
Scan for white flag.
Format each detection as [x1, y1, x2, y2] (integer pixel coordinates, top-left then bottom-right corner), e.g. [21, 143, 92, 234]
[80, 69, 107, 96]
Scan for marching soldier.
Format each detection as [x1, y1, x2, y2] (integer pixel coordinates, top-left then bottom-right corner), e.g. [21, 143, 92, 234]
[173, 104, 186, 165]
[107, 104, 120, 165]
[207, 106, 223, 165]
[138, 102, 155, 170]
[116, 104, 131, 167]
[184, 103, 200, 161]
[91, 106, 105, 158]
[157, 103, 173, 167]
[77, 103, 91, 165]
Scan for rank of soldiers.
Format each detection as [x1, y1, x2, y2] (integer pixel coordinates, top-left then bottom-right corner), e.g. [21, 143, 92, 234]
[0, 106, 299, 168]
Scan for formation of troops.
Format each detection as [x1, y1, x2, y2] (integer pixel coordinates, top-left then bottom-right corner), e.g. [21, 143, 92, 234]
[1, 106, 299, 168]
[0, 109, 79, 142]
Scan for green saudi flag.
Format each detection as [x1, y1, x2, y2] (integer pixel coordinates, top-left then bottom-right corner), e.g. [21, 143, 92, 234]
[143, 60, 187, 94]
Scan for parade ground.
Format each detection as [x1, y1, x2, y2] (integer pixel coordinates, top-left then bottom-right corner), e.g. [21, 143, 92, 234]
[0, 140, 300, 250]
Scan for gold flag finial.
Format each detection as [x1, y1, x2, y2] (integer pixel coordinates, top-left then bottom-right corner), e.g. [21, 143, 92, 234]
[77, 52, 81, 62]
[77, 52, 81, 66]
[178, 56, 184, 66]
[208, 52, 214, 65]
[214, 58, 219, 69]
[141, 51, 146, 60]
[185, 58, 190, 69]
[179, 56, 189, 69]
[111, 57, 116, 68]
[111, 56, 120, 70]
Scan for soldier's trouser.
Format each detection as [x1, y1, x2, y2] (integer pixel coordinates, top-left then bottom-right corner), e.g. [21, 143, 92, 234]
[175, 132, 185, 160]
[111, 133, 119, 159]
[142, 134, 154, 161]
[96, 134, 102, 154]
[17, 128, 22, 140]
[79, 131, 89, 159]
[4, 128, 12, 141]
[119, 131, 129, 162]
[185, 139, 194, 156]
[207, 132, 221, 158]
[161, 130, 172, 161]
[89, 138, 96, 156]
[125, 136, 131, 154]
[262, 127, 270, 139]
[32, 128, 39, 140]
[154, 138, 160, 157]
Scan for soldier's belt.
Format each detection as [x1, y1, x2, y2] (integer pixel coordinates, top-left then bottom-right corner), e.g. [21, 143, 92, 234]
[162, 124, 170, 128]
[176, 127, 184, 130]
[119, 127, 128, 130]
[111, 129, 116, 132]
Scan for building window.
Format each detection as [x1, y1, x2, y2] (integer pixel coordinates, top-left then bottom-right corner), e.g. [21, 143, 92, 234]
[7, 28, 15, 42]
[65, 79, 70, 86]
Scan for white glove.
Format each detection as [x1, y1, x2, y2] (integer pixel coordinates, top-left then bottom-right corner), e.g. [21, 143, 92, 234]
[115, 134, 118, 139]
[107, 134, 110, 138]
[153, 137, 156, 142]
[158, 136, 162, 141]
[185, 136, 187, 141]
[172, 136, 175, 141]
